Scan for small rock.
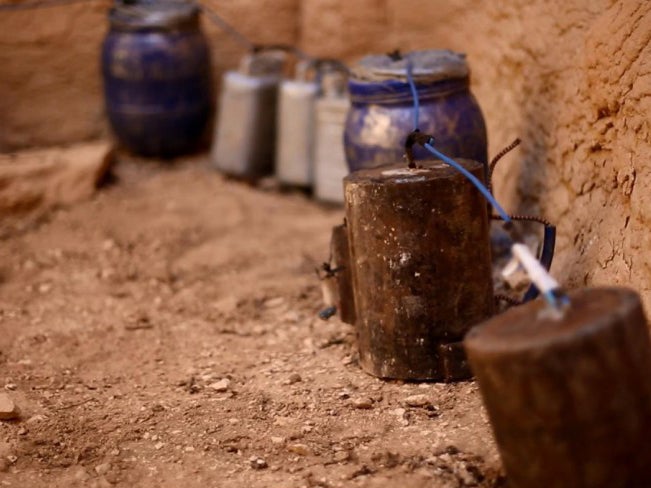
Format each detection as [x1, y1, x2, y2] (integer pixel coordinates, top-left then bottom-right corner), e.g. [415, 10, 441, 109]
[208, 379, 230, 392]
[282, 311, 300, 323]
[270, 436, 285, 445]
[17, 427, 27, 436]
[264, 297, 285, 309]
[286, 373, 302, 385]
[351, 397, 373, 410]
[38, 282, 52, 294]
[287, 443, 311, 456]
[94, 463, 111, 476]
[184, 446, 195, 452]
[404, 394, 431, 408]
[0, 393, 18, 420]
[102, 239, 116, 252]
[249, 456, 268, 470]
[4, 384, 16, 391]
[154, 442, 165, 450]
[333, 450, 350, 462]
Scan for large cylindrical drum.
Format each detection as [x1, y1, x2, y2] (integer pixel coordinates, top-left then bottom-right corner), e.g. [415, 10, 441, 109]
[102, 0, 212, 158]
[344, 50, 487, 172]
[344, 159, 494, 380]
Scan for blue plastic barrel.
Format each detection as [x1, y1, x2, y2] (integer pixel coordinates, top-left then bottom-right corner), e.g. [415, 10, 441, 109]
[101, 0, 212, 157]
[344, 50, 487, 173]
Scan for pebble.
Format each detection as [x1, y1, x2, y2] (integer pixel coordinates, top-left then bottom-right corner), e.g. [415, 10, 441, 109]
[94, 463, 111, 476]
[154, 442, 165, 450]
[270, 436, 285, 445]
[208, 379, 230, 392]
[351, 397, 373, 410]
[333, 451, 350, 462]
[249, 456, 268, 470]
[404, 394, 431, 408]
[286, 373, 302, 385]
[3, 384, 16, 391]
[0, 393, 18, 420]
[287, 443, 311, 456]
[264, 297, 285, 309]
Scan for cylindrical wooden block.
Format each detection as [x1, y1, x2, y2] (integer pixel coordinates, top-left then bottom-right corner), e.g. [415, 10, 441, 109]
[344, 159, 494, 380]
[331, 223, 356, 325]
[464, 287, 651, 488]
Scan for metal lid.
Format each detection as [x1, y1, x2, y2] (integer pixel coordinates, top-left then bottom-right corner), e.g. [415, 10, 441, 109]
[108, 0, 200, 32]
[350, 49, 469, 83]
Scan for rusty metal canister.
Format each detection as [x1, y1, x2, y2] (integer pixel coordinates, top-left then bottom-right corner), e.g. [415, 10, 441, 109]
[344, 159, 494, 380]
[211, 52, 285, 178]
[275, 61, 319, 187]
[465, 287, 651, 488]
[314, 71, 350, 204]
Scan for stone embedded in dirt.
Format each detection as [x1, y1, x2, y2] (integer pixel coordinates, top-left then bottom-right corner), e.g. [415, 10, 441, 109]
[352, 397, 373, 410]
[270, 436, 285, 445]
[4, 384, 16, 391]
[404, 394, 432, 408]
[264, 297, 285, 309]
[333, 450, 350, 463]
[208, 379, 230, 392]
[0, 393, 18, 420]
[94, 463, 111, 476]
[125, 312, 154, 331]
[154, 442, 165, 450]
[287, 443, 311, 456]
[286, 373, 302, 385]
[249, 456, 268, 470]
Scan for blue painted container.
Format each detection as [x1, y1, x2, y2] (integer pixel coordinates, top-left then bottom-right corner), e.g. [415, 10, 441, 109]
[102, 0, 212, 158]
[344, 50, 487, 173]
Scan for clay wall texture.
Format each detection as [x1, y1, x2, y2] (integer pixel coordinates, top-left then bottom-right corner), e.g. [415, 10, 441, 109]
[1, 0, 650, 306]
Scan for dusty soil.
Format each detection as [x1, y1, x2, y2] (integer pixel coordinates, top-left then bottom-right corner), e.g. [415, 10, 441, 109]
[0, 156, 502, 488]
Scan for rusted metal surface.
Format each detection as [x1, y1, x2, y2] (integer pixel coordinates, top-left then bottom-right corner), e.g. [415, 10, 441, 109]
[344, 159, 493, 380]
[464, 287, 651, 488]
[330, 223, 356, 325]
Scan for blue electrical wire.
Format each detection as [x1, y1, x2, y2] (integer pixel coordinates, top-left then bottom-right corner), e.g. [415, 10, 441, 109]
[423, 142, 512, 223]
[404, 57, 511, 223]
[406, 60, 419, 131]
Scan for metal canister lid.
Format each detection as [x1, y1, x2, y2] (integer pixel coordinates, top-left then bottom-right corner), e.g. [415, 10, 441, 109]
[350, 49, 469, 83]
[108, 0, 200, 32]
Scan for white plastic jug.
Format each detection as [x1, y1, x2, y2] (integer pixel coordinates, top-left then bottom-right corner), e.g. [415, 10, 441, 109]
[275, 61, 319, 187]
[314, 71, 350, 204]
[212, 52, 285, 178]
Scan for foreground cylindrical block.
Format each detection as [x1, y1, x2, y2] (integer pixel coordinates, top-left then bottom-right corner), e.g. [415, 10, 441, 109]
[344, 159, 493, 380]
[465, 287, 651, 488]
[330, 223, 355, 325]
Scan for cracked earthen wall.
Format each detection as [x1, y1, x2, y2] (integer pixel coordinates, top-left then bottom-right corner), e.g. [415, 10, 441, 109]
[1, 0, 650, 307]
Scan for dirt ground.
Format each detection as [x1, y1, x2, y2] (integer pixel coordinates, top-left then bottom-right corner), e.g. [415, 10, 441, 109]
[0, 155, 503, 488]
